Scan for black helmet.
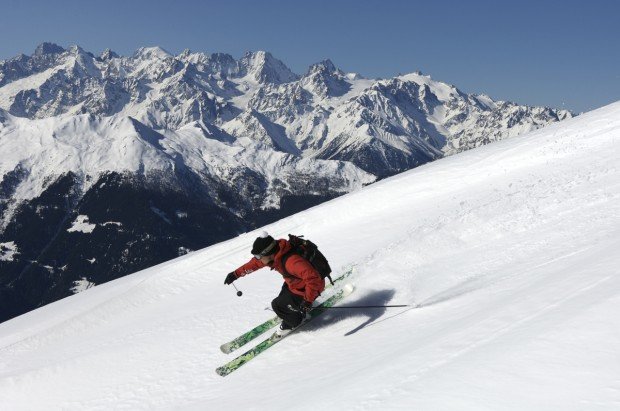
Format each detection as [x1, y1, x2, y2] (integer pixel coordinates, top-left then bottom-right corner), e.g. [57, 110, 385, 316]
[251, 231, 278, 258]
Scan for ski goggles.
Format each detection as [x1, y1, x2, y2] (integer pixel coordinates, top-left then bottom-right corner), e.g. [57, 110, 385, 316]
[253, 240, 277, 259]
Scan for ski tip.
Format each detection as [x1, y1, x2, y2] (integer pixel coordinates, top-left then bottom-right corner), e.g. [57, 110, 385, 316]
[220, 344, 231, 354]
[342, 283, 354, 294]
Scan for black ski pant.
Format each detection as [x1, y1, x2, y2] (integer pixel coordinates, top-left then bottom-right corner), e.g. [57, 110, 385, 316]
[271, 283, 304, 328]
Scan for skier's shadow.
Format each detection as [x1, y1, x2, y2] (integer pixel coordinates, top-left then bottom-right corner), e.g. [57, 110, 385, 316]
[306, 289, 397, 336]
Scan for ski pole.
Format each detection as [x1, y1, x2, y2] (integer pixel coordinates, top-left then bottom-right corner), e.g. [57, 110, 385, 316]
[321, 304, 409, 309]
[288, 304, 409, 312]
[232, 283, 243, 297]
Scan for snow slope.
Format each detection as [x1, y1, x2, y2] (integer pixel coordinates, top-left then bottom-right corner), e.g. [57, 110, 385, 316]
[0, 101, 619, 410]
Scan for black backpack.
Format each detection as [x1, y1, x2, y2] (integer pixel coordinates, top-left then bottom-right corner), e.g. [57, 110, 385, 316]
[281, 234, 334, 285]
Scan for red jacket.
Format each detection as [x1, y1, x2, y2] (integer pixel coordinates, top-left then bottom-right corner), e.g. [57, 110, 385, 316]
[233, 239, 325, 302]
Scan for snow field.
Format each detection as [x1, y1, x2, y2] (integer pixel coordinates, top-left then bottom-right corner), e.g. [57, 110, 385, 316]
[0, 102, 619, 410]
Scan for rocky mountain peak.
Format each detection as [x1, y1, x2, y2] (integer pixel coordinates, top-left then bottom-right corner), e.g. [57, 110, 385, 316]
[238, 51, 298, 84]
[33, 42, 65, 56]
[307, 59, 339, 76]
[99, 48, 120, 61]
[133, 46, 173, 61]
[301, 59, 349, 98]
[204, 53, 238, 77]
[66, 45, 101, 78]
[68, 44, 89, 55]
[177, 52, 238, 79]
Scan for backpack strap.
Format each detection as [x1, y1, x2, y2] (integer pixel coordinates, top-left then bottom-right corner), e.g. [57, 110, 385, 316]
[280, 250, 298, 279]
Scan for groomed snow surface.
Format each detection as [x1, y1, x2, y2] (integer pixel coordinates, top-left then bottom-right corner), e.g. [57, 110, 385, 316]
[1, 102, 619, 410]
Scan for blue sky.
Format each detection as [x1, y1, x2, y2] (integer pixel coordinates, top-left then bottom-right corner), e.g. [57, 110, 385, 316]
[0, 0, 618, 112]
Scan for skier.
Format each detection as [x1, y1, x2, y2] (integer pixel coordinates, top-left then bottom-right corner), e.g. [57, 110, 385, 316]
[224, 232, 325, 336]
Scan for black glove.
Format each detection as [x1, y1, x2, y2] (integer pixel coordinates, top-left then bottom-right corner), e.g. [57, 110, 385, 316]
[298, 300, 312, 313]
[224, 272, 238, 285]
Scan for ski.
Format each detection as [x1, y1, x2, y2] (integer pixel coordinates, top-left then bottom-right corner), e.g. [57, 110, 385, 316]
[219, 267, 354, 354]
[216, 283, 355, 377]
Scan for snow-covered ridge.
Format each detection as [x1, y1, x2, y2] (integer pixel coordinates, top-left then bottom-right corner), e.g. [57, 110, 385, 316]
[0, 108, 374, 212]
[0, 101, 617, 410]
[0, 42, 572, 178]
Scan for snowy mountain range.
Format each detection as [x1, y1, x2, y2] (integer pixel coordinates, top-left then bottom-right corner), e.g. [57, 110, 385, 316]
[0, 100, 617, 410]
[0, 43, 572, 323]
[0, 43, 572, 170]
